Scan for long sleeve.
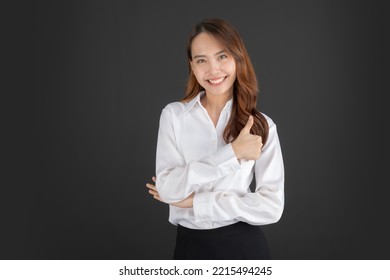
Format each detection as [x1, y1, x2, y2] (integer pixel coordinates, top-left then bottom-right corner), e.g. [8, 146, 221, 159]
[155, 107, 241, 203]
[193, 121, 284, 226]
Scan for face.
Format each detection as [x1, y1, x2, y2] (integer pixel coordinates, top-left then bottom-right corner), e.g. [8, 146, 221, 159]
[190, 32, 236, 98]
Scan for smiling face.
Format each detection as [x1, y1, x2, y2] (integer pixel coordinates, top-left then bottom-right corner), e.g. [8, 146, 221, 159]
[190, 32, 237, 98]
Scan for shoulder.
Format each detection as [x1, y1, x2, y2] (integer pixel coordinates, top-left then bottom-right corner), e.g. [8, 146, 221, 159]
[260, 112, 276, 128]
[163, 101, 187, 115]
[159, 101, 191, 123]
[160, 102, 188, 122]
[259, 112, 282, 149]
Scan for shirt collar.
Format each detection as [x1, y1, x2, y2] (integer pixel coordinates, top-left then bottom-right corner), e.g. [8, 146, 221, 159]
[184, 91, 204, 112]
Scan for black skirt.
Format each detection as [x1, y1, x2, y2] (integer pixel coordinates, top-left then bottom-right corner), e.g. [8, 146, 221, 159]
[173, 222, 271, 260]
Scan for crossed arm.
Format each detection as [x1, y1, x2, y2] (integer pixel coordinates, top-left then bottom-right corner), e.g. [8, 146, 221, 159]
[146, 176, 194, 208]
[146, 115, 262, 209]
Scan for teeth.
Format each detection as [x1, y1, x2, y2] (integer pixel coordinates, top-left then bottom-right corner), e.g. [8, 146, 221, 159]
[209, 77, 225, 84]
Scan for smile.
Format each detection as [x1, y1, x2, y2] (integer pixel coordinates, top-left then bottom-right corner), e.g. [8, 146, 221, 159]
[207, 76, 227, 85]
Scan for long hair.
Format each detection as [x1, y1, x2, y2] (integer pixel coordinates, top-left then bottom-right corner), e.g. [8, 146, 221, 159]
[182, 18, 269, 145]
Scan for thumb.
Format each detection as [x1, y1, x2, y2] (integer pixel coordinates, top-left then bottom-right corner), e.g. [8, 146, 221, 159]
[241, 115, 254, 135]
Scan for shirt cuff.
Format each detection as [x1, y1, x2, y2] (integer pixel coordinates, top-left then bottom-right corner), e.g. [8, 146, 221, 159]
[206, 143, 241, 171]
[193, 192, 214, 224]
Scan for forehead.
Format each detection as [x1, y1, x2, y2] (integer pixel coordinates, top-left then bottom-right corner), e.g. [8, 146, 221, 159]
[191, 32, 225, 56]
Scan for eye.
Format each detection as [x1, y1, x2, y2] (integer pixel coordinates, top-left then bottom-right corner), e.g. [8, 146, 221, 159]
[218, 54, 228, 60]
[196, 59, 206, 64]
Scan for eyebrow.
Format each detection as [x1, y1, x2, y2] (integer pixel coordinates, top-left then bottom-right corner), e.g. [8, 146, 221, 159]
[193, 50, 227, 59]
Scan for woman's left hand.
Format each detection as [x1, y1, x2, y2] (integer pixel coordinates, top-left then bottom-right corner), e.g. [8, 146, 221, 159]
[146, 176, 194, 208]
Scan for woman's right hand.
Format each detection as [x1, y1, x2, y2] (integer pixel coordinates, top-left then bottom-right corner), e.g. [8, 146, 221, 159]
[231, 115, 263, 160]
[146, 176, 194, 208]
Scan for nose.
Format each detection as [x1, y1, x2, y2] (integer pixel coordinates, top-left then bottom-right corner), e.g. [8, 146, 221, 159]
[209, 60, 221, 74]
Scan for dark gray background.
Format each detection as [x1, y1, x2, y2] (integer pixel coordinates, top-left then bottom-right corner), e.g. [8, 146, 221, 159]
[2, 0, 388, 259]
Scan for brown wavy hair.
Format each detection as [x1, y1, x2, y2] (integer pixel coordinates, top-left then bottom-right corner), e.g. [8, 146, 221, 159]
[182, 18, 269, 145]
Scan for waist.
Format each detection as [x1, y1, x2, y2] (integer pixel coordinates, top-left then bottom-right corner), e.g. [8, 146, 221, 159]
[177, 222, 260, 238]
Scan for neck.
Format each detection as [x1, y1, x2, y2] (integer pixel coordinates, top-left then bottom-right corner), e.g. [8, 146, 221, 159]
[201, 92, 232, 114]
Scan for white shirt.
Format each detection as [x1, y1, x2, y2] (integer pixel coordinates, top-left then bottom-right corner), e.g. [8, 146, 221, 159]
[155, 92, 284, 229]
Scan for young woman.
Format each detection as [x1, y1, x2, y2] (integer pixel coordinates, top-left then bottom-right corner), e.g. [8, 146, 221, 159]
[146, 18, 284, 260]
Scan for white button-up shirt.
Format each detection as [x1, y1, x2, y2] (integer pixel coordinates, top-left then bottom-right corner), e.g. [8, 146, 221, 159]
[156, 92, 284, 229]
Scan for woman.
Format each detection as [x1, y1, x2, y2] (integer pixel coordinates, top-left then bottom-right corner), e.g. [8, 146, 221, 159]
[146, 18, 284, 260]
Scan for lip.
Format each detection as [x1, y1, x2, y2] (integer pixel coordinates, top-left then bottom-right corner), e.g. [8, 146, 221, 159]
[207, 76, 227, 86]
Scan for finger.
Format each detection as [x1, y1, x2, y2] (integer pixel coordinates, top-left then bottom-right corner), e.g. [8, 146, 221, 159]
[241, 115, 254, 135]
[152, 176, 156, 182]
[145, 183, 157, 191]
[148, 189, 158, 196]
[153, 195, 162, 202]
